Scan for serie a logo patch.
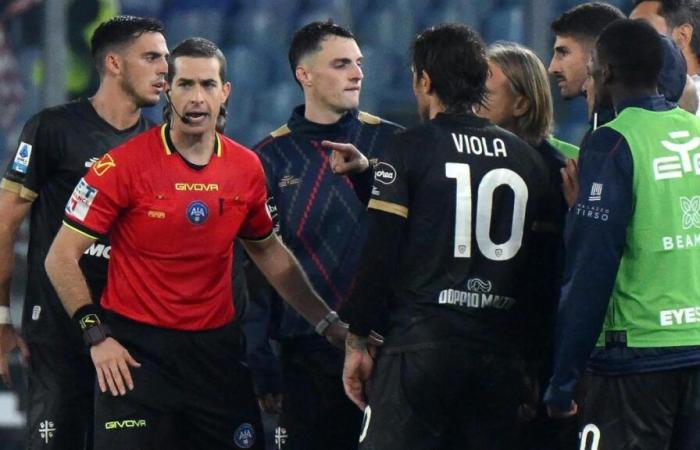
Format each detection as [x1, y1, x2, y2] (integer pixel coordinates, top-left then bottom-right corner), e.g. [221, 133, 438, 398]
[12, 142, 32, 174]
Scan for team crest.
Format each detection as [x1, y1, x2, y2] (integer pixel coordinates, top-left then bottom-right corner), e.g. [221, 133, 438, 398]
[186, 200, 209, 225]
[92, 154, 116, 176]
[234, 423, 255, 448]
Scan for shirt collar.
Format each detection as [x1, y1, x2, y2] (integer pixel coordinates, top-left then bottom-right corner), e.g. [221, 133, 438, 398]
[287, 105, 358, 139]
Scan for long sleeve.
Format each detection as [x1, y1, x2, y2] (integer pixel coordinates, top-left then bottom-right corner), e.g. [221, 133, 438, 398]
[544, 127, 634, 410]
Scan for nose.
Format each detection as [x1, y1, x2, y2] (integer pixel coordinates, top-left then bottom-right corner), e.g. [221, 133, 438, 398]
[351, 62, 363, 81]
[190, 85, 205, 104]
[548, 58, 558, 75]
[157, 56, 168, 77]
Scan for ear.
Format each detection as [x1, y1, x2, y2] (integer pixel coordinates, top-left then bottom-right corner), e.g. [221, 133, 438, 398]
[672, 24, 693, 52]
[512, 95, 530, 118]
[222, 81, 232, 102]
[296, 65, 311, 87]
[104, 52, 121, 76]
[418, 70, 432, 94]
[601, 62, 613, 85]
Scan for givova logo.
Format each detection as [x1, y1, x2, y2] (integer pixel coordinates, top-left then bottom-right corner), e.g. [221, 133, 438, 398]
[104, 419, 147, 430]
[653, 130, 700, 180]
[234, 423, 255, 448]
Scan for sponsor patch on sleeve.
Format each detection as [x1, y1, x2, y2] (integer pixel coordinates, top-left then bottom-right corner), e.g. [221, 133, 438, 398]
[12, 142, 32, 174]
[92, 153, 116, 176]
[65, 178, 99, 221]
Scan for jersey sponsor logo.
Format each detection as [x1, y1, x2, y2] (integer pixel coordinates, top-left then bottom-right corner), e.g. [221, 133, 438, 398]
[653, 130, 700, 180]
[84, 243, 110, 259]
[92, 154, 116, 176]
[234, 423, 255, 448]
[104, 419, 147, 430]
[588, 182, 603, 201]
[148, 210, 166, 219]
[661, 196, 700, 250]
[66, 178, 99, 221]
[574, 203, 609, 222]
[274, 427, 288, 449]
[660, 306, 700, 326]
[174, 182, 219, 191]
[186, 200, 209, 225]
[12, 142, 31, 174]
[84, 157, 99, 168]
[450, 133, 507, 157]
[277, 175, 301, 188]
[681, 196, 700, 229]
[374, 162, 396, 185]
[38, 420, 56, 444]
[438, 278, 515, 310]
[466, 277, 492, 293]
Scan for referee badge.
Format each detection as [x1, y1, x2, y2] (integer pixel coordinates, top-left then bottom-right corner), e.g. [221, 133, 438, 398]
[186, 200, 209, 225]
[234, 423, 255, 448]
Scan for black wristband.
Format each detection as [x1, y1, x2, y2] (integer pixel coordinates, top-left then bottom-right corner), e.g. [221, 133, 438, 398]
[72, 304, 111, 346]
[72, 303, 104, 331]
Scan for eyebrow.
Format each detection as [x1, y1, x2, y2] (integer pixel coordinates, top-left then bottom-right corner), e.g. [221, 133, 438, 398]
[177, 78, 218, 84]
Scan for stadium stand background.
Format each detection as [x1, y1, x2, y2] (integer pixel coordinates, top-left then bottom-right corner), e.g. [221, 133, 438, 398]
[0, 1, 629, 449]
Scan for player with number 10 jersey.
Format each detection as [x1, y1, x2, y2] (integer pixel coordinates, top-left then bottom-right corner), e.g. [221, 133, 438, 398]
[342, 24, 554, 450]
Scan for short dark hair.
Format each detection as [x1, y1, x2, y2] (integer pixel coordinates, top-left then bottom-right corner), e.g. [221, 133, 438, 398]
[597, 19, 663, 89]
[91, 15, 165, 75]
[551, 2, 624, 43]
[288, 20, 355, 88]
[167, 37, 227, 83]
[411, 23, 488, 113]
[633, 0, 700, 59]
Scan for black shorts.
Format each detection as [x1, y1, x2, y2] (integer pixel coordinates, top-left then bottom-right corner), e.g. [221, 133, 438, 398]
[94, 312, 264, 450]
[580, 367, 700, 450]
[25, 341, 94, 450]
[359, 344, 525, 450]
[277, 342, 362, 450]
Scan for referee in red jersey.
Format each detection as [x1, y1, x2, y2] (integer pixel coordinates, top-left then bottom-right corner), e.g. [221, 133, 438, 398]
[44, 37, 348, 450]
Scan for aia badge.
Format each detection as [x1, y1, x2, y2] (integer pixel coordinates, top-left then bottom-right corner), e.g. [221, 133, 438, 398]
[234, 423, 256, 448]
[186, 200, 209, 225]
[92, 154, 116, 176]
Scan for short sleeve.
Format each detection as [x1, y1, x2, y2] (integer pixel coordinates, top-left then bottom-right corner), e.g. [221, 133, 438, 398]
[367, 133, 409, 219]
[63, 151, 130, 238]
[238, 156, 274, 241]
[1, 112, 54, 201]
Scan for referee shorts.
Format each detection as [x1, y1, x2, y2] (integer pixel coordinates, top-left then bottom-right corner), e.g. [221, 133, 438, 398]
[94, 312, 264, 450]
[580, 367, 700, 450]
[359, 344, 525, 450]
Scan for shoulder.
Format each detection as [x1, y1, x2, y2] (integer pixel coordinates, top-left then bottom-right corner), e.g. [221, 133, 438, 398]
[586, 126, 627, 155]
[220, 134, 264, 167]
[107, 126, 162, 164]
[251, 123, 291, 155]
[357, 111, 403, 132]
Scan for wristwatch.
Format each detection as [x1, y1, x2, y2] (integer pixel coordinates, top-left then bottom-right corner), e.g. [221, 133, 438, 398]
[83, 323, 112, 347]
[315, 311, 340, 336]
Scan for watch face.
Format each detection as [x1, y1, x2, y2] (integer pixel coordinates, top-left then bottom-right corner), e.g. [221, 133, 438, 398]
[79, 313, 101, 330]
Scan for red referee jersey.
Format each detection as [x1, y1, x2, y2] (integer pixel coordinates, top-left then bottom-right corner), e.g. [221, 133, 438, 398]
[64, 124, 273, 330]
